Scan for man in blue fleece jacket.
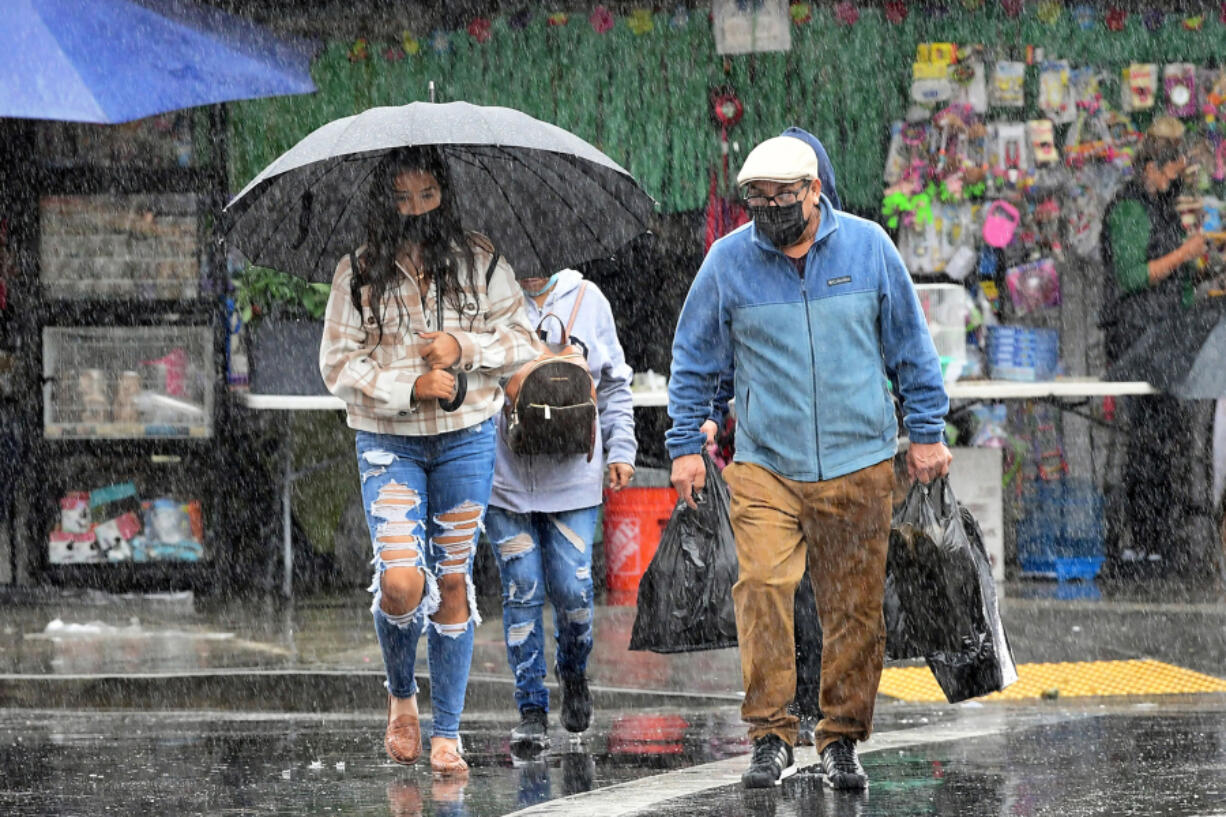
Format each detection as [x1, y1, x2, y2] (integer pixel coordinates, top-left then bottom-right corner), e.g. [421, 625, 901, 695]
[668, 135, 951, 790]
[702, 126, 841, 751]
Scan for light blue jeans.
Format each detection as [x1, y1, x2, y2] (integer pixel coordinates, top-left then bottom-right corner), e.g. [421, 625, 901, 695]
[484, 505, 599, 713]
[356, 419, 495, 739]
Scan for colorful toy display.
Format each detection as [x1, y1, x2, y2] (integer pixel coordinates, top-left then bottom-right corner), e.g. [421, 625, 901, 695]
[885, 46, 1226, 383]
[48, 481, 205, 564]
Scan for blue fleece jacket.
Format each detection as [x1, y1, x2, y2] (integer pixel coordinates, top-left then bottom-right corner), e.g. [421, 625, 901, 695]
[667, 196, 948, 482]
[490, 270, 637, 514]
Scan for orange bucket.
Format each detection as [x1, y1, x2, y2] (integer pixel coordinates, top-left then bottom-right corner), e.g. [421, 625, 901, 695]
[602, 486, 678, 603]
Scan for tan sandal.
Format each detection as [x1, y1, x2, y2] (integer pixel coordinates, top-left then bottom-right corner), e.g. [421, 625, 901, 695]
[430, 738, 469, 776]
[384, 694, 422, 766]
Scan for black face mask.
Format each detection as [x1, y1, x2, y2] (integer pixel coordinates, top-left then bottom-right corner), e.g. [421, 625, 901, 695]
[400, 209, 444, 245]
[749, 201, 808, 248]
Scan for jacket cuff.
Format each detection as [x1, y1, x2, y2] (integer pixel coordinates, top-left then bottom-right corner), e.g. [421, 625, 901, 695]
[666, 435, 706, 460]
[451, 331, 479, 372]
[397, 372, 421, 413]
[606, 439, 637, 467]
[907, 428, 945, 444]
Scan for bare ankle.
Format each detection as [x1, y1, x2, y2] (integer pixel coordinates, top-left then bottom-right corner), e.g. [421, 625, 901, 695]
[389, 694, 418, 718]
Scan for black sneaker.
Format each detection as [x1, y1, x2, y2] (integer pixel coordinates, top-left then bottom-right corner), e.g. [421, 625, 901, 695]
[820, 737, 868, 790]
[741, 734, 797, 789]
[510, 707, 549, 753]
[557, 672, 592, 733]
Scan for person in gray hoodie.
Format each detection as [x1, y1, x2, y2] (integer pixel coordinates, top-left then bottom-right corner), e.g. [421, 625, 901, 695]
[485, 267, 637, 753]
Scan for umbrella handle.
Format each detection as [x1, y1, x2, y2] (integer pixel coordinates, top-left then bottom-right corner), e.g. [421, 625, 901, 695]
[439, 371, 467, 412]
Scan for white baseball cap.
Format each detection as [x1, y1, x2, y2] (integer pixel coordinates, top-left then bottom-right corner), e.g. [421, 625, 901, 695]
[736, 136, 819, 186]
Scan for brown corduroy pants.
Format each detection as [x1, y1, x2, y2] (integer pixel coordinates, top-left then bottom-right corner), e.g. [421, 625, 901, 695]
[722, 459, 893, 752]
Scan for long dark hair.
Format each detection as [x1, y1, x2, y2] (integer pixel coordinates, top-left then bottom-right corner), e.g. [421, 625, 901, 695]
[350, 146, 479, 345]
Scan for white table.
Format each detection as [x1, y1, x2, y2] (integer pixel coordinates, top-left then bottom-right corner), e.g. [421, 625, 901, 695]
[235, 379, 1156, 597]
[234, 388, 672, 596]
[235, 389, 674, 411]
[945, 378, 1156, 400]
[235, 380, 1156, 412]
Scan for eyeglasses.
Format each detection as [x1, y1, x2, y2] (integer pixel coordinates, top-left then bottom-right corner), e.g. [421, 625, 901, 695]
[742, 183, 809, 208]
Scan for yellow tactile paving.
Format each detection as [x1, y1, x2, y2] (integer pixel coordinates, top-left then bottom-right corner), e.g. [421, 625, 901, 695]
[878, 659, 1226, 703]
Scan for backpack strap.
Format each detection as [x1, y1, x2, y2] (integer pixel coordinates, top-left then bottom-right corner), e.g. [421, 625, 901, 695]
[564, 282, 589, 338]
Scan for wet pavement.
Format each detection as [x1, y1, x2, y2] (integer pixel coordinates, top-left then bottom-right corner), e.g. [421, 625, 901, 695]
[4, 583, 1226, 703]
[0, 708, 744, 817]
[0, 590, 745, 701]
[2, 584, 1226, 815]
[588, 703, 1226, 817]
[3, 702, 1225, 815]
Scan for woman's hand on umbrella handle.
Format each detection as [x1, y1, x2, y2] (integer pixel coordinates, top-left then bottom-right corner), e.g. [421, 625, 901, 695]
[418, 331, 461, 369]
[414, 369, 457, 401]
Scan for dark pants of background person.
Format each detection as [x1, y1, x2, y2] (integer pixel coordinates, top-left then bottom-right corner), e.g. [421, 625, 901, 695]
[793, 572, 823, 718]
[1120, 394, 1204, 568]
[723, 459, 893, 751]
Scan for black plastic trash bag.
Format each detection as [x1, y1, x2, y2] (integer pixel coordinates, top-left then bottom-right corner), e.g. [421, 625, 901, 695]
[884, 477, 1018, 702]
[629, 453, 739, 653]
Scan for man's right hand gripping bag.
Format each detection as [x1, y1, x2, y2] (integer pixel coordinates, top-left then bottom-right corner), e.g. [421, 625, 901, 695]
[884, 477, 1019, 702]
[629, 453, 739, 654]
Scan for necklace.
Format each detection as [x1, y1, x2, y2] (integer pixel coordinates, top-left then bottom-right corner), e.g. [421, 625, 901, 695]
[403, 253, 429, 291]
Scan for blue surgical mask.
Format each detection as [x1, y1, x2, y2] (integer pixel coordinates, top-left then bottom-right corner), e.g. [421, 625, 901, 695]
[522, 273, 559, 297]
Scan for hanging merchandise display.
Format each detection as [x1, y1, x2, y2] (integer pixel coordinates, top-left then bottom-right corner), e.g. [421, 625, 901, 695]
[1164, 63, 1198, 118]
[913, 42, 955, 106]
[951, 57, 989, 113]
[1028, 119, 1059, 165]
[1039, 60, 1075, 124]
[712, 0, 790, 55]
[991, 61, 1026, 108]
[1005, 258, 1061, 315]
[982, 200, 1020, 248]
[882, 42, 1226, 388]
[1122, 63, 1158, 112]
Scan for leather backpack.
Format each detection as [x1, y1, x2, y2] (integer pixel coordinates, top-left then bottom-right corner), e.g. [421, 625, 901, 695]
[503, 283, 598, 460]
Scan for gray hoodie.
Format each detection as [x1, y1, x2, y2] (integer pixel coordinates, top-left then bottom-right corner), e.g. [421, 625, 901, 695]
[489, 269, 637, 514]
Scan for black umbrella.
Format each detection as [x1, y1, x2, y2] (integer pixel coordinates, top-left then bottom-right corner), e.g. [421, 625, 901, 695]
[223, 101, 655, 281]
[1106, 298, 1226, 398]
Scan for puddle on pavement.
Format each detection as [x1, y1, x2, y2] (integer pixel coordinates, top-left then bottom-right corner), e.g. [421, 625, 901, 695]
[0, 708, 748, 816]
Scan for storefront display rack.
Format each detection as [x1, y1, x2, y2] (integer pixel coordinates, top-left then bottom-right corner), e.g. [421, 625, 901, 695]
[16, 110, 232, 592]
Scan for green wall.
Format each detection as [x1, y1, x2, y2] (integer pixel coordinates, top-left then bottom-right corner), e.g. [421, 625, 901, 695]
[229, 6, 1226, 216]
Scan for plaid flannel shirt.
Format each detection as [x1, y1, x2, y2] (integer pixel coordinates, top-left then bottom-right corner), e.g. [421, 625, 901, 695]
[320, 237, 538, 436]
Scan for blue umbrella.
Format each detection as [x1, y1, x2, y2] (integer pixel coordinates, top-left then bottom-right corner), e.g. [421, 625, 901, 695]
[0, 0, 316, 124]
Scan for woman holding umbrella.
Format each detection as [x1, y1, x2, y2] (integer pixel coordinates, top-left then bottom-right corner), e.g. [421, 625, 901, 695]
[319, 146, 537, 774]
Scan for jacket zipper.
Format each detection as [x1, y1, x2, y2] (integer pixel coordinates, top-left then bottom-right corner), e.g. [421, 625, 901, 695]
[797, 260, 822, 479]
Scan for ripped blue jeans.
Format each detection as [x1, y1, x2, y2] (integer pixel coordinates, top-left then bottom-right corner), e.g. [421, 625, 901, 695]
[355, 419, 495, 739]
[484, 505, 599, 714]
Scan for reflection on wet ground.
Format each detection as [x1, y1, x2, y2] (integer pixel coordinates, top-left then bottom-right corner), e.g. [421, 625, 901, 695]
[4, 703, 1226, 815]
[0, 705, 968, 817]
[636, 707, 1226, 817]
[0, 708, 743, 817]
[5, 589, 1226, 689]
